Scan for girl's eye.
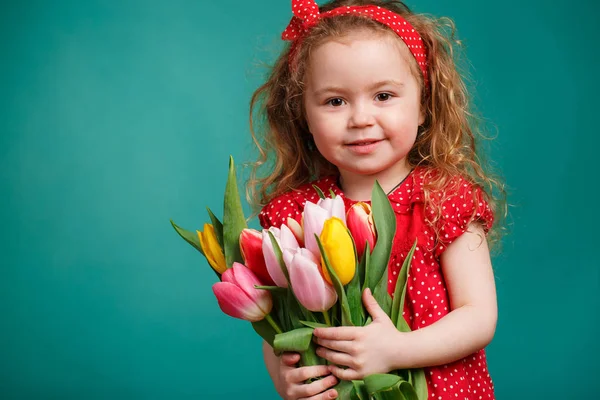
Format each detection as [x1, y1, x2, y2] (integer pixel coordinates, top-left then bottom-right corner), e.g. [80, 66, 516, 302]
[376, 93, 392, 101]
[327, 98, 345, 107]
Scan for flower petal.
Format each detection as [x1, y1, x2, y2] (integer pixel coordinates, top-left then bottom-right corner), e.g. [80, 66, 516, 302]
[262, 228, 288, 288]
[230, 262, 272, 315]
[303, 201, 329, 259]
[212, 282, 267, 321]
[239, 228, 275, 285]
[290, 250, 337, 312]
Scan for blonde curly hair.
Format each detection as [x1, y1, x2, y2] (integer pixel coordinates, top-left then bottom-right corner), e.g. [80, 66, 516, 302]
[246, 0, 506, 247]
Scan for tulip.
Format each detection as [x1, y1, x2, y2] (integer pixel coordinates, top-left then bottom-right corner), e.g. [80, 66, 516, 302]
[212, 262, 273, 322]
[346, 202, 377, 260]
[303, 195, 346, 259]
[319, 217, 356, 285]
[318, 196, 346, 224]
[286, 217, 304, 247]
[239, 228, 275, 286]
[197, 223, 227, 274]
[262, 225, 300, 288]
[283, 247, 337, 313]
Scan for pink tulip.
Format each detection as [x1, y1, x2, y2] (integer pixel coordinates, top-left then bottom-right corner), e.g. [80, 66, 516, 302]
[346, 202, 377, 260]
[318, 196, 346, 224]
[284, 248, 337, 312]
[212, 262, 273, 322]
[303, 195, 346, 259]
[239, 228, 275, 286]
[262, 225, 300, 288]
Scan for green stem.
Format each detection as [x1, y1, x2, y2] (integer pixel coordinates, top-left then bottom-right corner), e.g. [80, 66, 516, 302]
[322, 310, 332, 326]
[264, 313, 283, 334]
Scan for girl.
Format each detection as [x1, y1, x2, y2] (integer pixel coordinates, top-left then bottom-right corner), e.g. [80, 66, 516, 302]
[248, 0, 505, 399]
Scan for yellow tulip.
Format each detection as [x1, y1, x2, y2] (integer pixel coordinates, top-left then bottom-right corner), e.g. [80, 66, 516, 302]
[197, 224, 227, 274]
[320, 217, 356, 285]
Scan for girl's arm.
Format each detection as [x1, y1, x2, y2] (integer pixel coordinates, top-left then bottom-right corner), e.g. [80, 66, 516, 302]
[263, 341, 282, 388]
[390, 222, 498, 369]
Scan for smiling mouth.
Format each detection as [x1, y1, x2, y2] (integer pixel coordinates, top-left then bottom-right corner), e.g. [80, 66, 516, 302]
[347, 139, 382, 146]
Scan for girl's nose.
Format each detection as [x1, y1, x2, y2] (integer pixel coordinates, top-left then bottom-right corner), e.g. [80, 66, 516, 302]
[348, 104, 375, 128]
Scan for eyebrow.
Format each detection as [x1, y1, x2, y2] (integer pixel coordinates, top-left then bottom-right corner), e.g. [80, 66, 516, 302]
[312, 80, 404, 97]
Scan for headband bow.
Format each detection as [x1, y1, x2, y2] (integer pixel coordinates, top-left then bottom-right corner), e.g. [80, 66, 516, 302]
[282, 0, 429, 89]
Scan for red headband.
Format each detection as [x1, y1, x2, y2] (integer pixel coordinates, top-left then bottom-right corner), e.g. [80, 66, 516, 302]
[282, 0, 429, 88]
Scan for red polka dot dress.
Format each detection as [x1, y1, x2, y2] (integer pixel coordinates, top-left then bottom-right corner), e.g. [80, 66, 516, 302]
[259, 167, 496, 400]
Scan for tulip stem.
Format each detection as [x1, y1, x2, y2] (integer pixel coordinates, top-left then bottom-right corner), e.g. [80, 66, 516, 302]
[265, 314, 283, 334]
[322, 311, 332, 327]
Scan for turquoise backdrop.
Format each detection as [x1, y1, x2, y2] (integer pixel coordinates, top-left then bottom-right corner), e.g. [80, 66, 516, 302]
[1, 0, 598, 398]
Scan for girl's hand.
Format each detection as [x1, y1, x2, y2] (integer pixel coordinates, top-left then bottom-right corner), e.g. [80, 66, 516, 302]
[276, 352, 339, 400]
[313, 288, 404, 381]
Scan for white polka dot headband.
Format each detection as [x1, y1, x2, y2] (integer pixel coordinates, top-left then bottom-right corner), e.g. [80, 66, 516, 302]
[281, 0, 429, 88]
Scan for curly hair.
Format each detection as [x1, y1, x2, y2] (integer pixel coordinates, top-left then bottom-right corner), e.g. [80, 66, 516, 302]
[246, 0, 506, 247]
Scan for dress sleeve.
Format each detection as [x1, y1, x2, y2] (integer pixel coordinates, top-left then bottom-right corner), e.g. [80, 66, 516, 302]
[258, 192, 304, 229]
[432, 177, 494, 258]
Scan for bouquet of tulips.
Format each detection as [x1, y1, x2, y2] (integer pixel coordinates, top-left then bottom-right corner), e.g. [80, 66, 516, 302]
[171, 157, 427, 400]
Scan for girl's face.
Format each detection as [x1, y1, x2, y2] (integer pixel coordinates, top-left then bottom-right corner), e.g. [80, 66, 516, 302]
[303, 31, 424, 184]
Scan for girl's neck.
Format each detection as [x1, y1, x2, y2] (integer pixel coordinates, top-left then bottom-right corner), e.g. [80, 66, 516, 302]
[337, 161, 412, 202]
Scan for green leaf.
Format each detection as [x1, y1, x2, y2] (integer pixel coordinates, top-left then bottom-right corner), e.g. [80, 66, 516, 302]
[170, 220, 204, 256]
[367, 181, 396, 291]
[223, 156, 247, 267]
[316, 234, 354, 326]
[299, 320, 329, 329]
[373, 276, 392, 318]
[397, 240, 418, 332]
[252, 319, 277, 348]
[364, 374, 402, 394]
[391, 240, 417, 329]
[254, 285, 287, 293]
[377, 389, 407, 400]
[273, 328, 314, 352]
[332, 380, 355, 399]
[300, 341, 322, 367]
[352, 380, 370, 400]
[273, 290, 291, 333]
[206, 207, 224, 249]
[346, 227, 364, 326]
[312, 184, 326, 199]
[410, 369, 428, 400]
[398, 381, 419, 400]
[329, 188, 337, 198]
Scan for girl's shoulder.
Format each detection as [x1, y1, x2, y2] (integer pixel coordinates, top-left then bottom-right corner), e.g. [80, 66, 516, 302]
[258, 176, 339, 229]
[415, 166, 495, 257]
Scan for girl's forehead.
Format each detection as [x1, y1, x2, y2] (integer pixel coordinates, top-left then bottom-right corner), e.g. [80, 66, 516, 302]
[309, 29, 415, 64]
[305, 32, 417, 77]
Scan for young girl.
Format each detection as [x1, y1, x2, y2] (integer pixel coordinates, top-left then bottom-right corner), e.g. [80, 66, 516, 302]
[248, 0, 504, 399]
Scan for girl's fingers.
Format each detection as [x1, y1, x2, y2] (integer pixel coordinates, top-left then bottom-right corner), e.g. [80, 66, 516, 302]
[328, 364, 360, 381]
[289, 364, 331, 383]
[281, 352, 301, 366]
[316, 347, 354, 367]
[313, 327, 356, 341]
[308, 389, 338, 400]
[297, 375, 338, 399]
[314, 338, 353, 353]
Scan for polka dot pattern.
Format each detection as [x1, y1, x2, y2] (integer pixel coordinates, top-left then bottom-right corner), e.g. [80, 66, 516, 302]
[259, 167, 495, 399]
[281, 0, 429, 88]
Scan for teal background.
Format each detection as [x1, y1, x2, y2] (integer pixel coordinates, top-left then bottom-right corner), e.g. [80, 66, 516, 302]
[1, 0, 598, 398]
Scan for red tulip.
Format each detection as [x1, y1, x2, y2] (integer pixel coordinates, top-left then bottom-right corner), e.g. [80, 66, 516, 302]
[346, 202, 377, 260]
[239, 228, 275, 286]
[212, 262, 273, 322]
